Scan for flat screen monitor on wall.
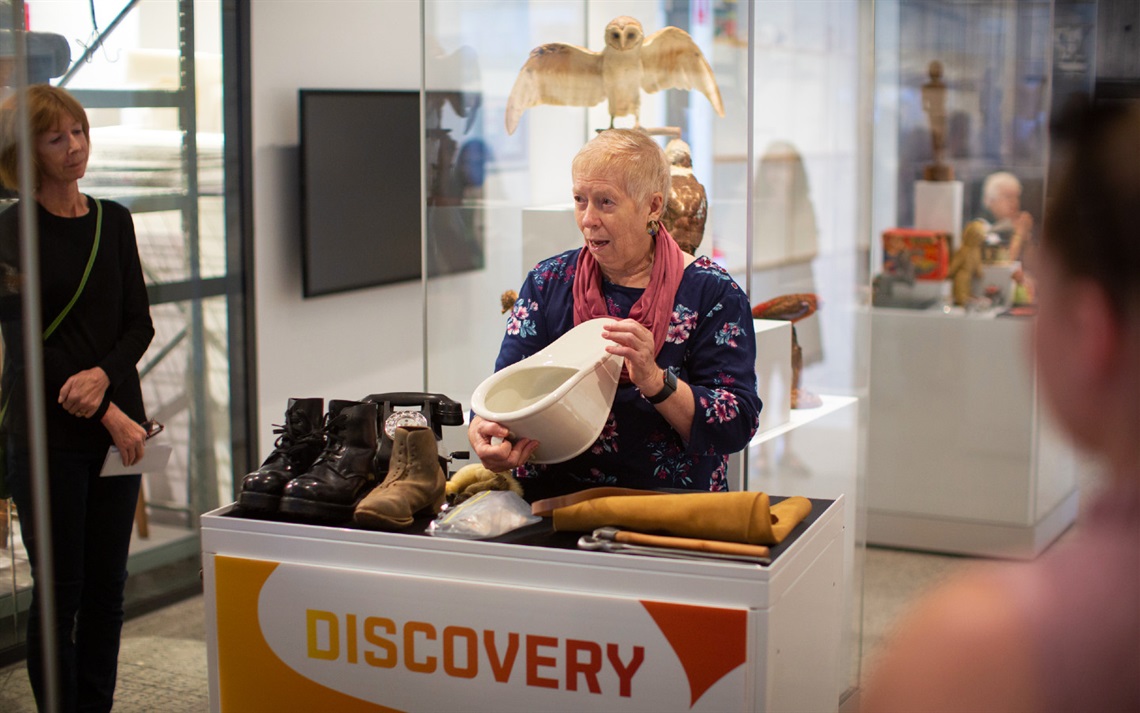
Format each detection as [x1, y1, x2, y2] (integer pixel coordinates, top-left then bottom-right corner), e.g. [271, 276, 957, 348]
[299, 89, 421, 297]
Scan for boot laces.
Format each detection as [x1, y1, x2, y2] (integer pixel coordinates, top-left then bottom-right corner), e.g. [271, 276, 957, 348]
[310, 412, 350, 466]
[268, 422, 324, 460]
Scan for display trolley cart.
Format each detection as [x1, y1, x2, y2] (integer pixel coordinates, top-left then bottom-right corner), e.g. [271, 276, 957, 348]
[201, 495, 845, 712]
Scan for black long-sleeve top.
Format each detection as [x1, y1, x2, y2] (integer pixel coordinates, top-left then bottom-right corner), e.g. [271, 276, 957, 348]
[0, 196, 154, 454]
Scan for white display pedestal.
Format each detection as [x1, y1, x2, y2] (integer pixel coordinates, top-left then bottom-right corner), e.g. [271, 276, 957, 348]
[753, 319, 792, 434]
[521, 204, 578, 280]
[914, 180, 963, 250]
[201, 497, 845, 712]
[867, 308, 1079, 558]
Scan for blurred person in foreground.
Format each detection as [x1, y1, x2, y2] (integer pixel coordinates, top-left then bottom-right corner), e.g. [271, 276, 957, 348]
[862, 97, 1139, 712]
[469, 129, 759, 500]
[0, 85, 154, 712]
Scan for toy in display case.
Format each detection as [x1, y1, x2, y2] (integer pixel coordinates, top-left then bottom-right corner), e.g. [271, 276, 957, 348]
[882, 228, 950, 281]
[873, 228, 951, 309]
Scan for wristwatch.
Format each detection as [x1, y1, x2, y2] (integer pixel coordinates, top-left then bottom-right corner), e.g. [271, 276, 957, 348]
[645, 367, 678, 405]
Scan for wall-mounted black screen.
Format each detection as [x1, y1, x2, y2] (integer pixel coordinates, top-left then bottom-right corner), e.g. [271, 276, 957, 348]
[299, 89, 421, 297]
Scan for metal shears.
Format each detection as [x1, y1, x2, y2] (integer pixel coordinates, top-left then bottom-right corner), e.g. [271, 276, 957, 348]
[577, 527, 771, 565]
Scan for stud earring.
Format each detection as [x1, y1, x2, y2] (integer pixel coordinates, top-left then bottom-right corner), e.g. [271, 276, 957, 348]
[647, 219, 660, 237]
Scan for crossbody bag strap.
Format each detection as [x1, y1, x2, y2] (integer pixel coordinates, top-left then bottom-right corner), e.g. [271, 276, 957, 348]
[44, 197, 102, 340]
[1, 198, 103, 423]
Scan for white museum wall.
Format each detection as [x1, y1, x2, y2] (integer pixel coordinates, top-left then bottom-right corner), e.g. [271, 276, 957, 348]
[250, 0, 425, 458]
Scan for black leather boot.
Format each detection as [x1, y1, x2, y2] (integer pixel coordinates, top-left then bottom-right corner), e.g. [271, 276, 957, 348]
[236, 397, 325, 513]
[278, 400, 380, 522]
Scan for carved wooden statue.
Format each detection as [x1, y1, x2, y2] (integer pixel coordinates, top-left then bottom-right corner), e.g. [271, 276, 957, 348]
[921, 60, 954, 181]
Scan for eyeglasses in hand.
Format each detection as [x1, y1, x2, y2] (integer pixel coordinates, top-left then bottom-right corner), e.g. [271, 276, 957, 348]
[141, 420, 164, 440]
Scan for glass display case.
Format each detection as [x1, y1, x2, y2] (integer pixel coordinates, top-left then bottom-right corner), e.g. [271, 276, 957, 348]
[866, 0, 1087, 558]
[420, 0, 873, 701]
[1, 0, 240, 662]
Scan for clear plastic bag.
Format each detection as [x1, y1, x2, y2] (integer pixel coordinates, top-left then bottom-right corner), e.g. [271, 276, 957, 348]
[426, 490, 541, 540]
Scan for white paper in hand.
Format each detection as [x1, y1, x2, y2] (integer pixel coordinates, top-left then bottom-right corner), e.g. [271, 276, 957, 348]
[100, 444, 172, 476]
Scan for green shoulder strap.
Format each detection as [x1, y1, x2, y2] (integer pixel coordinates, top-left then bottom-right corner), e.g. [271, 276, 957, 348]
[1, 198, 103, 422]
[44, 198, 102, 340]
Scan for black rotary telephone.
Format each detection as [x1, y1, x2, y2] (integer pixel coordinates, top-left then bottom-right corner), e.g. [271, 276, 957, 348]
[363, 392, 466, 473]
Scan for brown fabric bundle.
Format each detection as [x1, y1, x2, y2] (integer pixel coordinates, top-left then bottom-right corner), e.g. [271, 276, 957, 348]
[551, 491, 812, 545]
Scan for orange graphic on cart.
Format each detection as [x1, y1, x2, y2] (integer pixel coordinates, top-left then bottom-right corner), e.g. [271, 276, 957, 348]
[214, 555, 403, 713]
[304, 609, 646, 696]
[640, 600, 747, 707]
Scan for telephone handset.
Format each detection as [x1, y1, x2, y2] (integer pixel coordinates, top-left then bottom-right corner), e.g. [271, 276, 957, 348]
[363, 392, 465, 472]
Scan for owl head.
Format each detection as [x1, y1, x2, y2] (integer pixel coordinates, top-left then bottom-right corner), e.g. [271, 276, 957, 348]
[665, 139, 693, 169]
[604, 16, 645, 51]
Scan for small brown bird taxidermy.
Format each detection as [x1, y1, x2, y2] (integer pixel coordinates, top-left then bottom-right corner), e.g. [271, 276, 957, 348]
[505, 15, 725, 135]
[752, 294, 823, 409]
[446, 464, 525, 506]
[660, 138, 708, 255]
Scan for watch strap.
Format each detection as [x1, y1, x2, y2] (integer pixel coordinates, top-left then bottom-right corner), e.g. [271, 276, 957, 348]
[646, 367, 677, 405]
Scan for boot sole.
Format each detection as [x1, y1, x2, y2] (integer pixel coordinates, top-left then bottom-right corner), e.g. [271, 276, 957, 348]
[278, 496, 356, 522]
[353, 510, 414, 531]
[236, 491, 282, 513]
[353, 493, 444, 531]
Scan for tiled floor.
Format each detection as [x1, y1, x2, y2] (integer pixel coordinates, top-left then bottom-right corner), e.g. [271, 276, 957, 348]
[0, 542, 982, 712]
[0, 596, 209, 713]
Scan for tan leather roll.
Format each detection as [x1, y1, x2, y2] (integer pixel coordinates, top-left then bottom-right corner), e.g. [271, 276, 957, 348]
[553, 491, 812, 545]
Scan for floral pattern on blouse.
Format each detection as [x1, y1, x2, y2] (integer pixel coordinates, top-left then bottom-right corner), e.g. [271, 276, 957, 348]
[492, 249, 761, 492]
[506, 298, 539, 339]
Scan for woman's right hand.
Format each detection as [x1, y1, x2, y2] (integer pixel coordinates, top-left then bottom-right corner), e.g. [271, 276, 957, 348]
[101, 402, 147, 466]
[468, 414, 539, 473]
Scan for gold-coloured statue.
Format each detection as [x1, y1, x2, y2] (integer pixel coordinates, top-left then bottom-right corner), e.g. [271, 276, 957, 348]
[660, 139, 708, 255]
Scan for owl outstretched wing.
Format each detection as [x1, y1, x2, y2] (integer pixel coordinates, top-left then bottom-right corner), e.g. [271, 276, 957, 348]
[505, 43, 606, 135]
[640, 27, 725, 117]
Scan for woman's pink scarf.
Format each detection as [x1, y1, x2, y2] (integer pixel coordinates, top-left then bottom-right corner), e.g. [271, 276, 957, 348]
[572, 224, 686, 360]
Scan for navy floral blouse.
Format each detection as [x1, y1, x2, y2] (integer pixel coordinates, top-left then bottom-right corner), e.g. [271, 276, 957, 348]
[495, 248, 761, 492]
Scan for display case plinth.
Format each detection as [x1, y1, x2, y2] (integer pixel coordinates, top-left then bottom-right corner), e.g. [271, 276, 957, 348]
[868, 307, 1079, 558]
[201, 496, 845, 712]
[753, 319, 793, 433]
[868, 487, 1079, 559]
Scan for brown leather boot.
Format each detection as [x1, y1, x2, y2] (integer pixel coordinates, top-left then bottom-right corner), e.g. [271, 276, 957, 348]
[353, 426, 445, 531]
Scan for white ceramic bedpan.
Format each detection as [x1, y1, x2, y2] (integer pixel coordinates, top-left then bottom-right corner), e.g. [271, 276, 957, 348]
[471, 318, 623, 464]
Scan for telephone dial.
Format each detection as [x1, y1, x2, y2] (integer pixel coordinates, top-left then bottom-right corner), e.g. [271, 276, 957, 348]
[363, 392, 466, 472]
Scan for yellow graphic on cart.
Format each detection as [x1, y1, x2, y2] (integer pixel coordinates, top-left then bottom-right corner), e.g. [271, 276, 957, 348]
[214, 555, 403, 712]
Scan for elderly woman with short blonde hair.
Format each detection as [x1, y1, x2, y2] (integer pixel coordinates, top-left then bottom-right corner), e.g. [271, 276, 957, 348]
[469, 129, 760, 500]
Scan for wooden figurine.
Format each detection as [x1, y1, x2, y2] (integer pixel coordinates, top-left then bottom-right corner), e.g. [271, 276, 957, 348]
[948, 224, 985, 306]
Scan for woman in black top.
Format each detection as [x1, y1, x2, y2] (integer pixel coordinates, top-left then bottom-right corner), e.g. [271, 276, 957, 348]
[0, 85, 154, 712]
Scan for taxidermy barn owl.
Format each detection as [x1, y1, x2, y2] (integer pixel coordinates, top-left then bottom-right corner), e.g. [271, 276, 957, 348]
[505, 15, 724, 135]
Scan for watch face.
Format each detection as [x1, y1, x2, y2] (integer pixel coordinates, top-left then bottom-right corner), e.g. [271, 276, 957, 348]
[384, 409, 429, 439]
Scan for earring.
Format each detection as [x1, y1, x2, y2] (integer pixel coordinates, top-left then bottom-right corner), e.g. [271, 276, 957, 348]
[647, 219, 659, 237]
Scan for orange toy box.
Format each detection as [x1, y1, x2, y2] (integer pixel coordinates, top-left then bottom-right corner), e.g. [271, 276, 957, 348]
[882, 228, 950, 281]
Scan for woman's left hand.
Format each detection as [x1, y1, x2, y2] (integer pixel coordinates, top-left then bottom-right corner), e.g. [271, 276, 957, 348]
[101, 403, 147, 466]
[602, 319, 661, 393]
[59, 367, 110, 418]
